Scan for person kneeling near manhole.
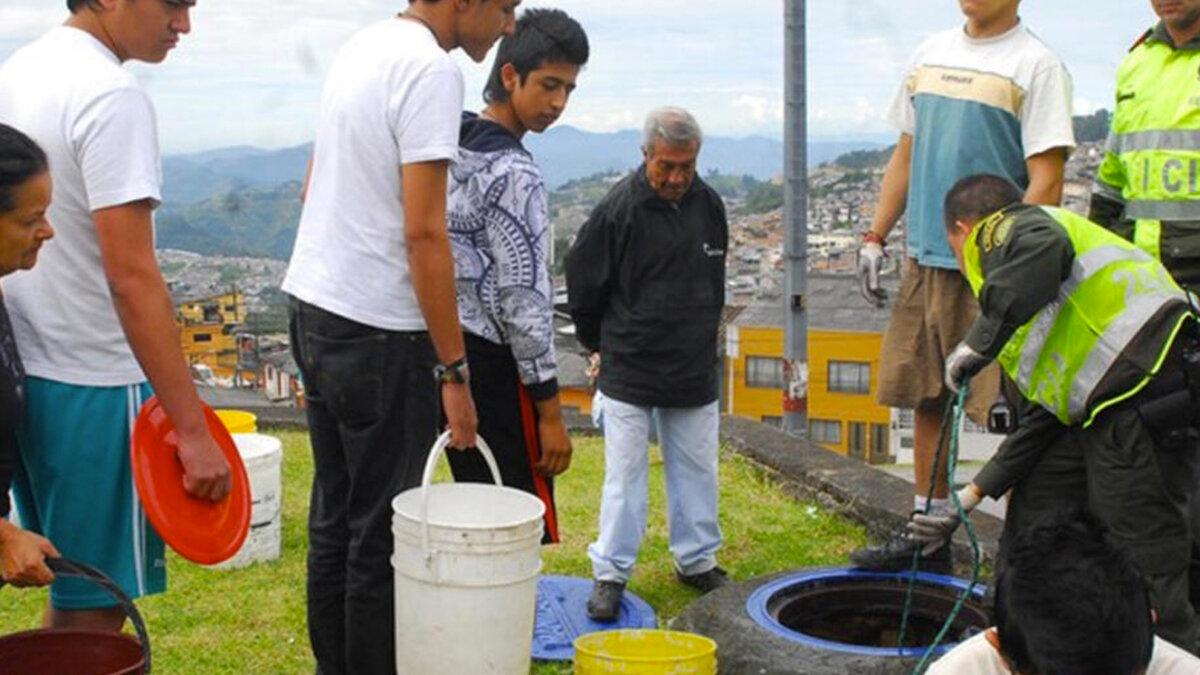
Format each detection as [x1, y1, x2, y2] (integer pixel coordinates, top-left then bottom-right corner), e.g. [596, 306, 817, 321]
[914, 173, 1200, 652]
[929, 510, 1200, 674]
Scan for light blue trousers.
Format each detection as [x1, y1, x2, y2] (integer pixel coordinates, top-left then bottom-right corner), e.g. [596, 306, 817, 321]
[588, 396, 722, 583]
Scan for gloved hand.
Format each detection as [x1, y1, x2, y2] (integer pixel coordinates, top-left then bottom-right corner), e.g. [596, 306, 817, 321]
[944, 342, 990, 394]
[857, 239, 887, 307]
[907, 485, 983, 555]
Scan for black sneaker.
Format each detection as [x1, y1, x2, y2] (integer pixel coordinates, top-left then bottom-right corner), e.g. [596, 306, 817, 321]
[848, 533, 953, 576]
[587, 580, 625, 623]
[676, 566, 729, 593]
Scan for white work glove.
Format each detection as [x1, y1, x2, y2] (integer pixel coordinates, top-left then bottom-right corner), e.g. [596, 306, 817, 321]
[857, 241, 887, 307]
[944, 342, 990, 394]
[906, 486, 983, 555]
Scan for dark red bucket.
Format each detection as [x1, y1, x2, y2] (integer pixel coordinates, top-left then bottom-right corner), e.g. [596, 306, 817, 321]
[0, 629, 144, 675]
[0, 558, 151, 675]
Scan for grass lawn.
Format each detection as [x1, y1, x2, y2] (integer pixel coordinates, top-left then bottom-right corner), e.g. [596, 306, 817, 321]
[1, 429, 867, 674]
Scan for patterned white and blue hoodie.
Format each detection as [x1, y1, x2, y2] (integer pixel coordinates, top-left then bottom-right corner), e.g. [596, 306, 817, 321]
[447, 112, 557, 399]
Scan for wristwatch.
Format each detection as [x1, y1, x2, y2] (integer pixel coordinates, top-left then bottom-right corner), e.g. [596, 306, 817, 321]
[433, 357, 470, 385]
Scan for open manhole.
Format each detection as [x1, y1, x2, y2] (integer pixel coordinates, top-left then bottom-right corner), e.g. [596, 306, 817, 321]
[746, 568, 990, 657]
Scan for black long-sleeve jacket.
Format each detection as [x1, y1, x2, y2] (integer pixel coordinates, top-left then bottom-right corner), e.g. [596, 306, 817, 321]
[565, 167, 727, 408]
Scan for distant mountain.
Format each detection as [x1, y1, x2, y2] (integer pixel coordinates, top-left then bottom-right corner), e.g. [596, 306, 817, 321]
[163, 144, 311, 204]
[154, 130, 883, 259]
[162, 130, 881, 204]
[156, 182, 303, 259]
[526, 128, 879, 188]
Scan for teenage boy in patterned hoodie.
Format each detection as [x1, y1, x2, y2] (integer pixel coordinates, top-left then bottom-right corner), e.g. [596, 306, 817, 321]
[445, 7, 589, 543]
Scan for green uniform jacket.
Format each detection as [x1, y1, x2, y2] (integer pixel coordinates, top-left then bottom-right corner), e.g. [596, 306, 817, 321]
[964, 204, 1188, 497]
[1089, 22, 1200, 290]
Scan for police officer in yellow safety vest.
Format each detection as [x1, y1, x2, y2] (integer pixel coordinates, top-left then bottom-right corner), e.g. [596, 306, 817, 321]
[913, 174, 1200, 653]
[1089, 0, 1200, 291]
[1089, 0, 1200, 630]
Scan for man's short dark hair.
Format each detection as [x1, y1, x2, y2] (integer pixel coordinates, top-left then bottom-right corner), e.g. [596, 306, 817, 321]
[67, 0, 101, 11]
[943, 173, 1023, 231]
[994, 510, 1154, 675]
[482, 8, 589, 104]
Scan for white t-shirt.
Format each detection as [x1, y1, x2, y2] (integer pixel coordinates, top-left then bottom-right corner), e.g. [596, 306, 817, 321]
[0, 27, 162, 386]
[282, 19, 464, 331]
[928, 631, 1200, 674]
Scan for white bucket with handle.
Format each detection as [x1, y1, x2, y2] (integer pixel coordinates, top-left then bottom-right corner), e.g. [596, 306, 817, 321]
[391, 432, 545, 675]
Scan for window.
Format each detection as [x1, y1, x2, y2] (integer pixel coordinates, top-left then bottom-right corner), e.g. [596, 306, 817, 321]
[847, 422, 866, 459]
[746, 356, 784, 388]
[810, 419, 841, 445]
[828, 361, 870, 394]
[870, 423, 890, 464]
[193, 333, 213, 343]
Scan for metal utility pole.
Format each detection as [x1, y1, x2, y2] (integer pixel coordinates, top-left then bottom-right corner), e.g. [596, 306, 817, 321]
[781, 0, 809, 436]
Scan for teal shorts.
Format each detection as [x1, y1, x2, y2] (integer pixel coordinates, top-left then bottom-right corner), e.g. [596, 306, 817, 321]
[13, 377, 166, 609]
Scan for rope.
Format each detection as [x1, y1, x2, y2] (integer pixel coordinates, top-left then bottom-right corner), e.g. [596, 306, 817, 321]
[896, 389, 958, 649]
[896, 385, 984, 675]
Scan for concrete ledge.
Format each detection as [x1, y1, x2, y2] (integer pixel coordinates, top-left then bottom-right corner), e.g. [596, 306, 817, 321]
[718, 415, 1003, 569]
[239, 407, 600, 435]
[213, 404, 309, 431]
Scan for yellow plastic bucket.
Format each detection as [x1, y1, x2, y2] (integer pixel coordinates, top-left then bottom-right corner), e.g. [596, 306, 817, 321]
[574, 629, 716, 675]
[215, 409, 257, 435]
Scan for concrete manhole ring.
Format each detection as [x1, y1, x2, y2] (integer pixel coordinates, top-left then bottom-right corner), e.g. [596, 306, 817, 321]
[672, 567, 991, 674]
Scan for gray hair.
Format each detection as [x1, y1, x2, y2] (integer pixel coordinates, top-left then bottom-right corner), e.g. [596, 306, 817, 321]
[642, 107, 703, 152]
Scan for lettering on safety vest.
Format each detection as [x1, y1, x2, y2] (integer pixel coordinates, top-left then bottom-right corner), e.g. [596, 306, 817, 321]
[1034, 352, 1069, 411]
[1140, 156, 1200, 195]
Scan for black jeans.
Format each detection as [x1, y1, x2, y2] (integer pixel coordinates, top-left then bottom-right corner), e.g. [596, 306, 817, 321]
[289, 298, 438, 675]
[446, 334, 559, 543]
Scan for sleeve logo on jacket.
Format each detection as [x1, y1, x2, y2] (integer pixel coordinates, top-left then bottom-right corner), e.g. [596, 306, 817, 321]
[703, 243, 725, 257]
[978, 211, 1014, 253]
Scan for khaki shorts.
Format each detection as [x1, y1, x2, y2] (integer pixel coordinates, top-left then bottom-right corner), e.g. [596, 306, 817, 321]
[876, 258, 999, 425]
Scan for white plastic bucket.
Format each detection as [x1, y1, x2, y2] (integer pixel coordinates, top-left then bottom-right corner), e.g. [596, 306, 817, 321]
[209, 432, 282, 570]
[391, 432, 545, 675]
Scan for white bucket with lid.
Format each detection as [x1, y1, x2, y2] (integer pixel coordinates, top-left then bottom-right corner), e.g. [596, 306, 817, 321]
[391, 432, 545, 675]
[209, 432, 282, 569]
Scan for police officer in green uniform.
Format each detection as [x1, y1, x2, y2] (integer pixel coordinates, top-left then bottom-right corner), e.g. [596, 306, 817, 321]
[1090, 0, 1200, 627]
[912, 174, 1199, 652]
[1090, 0, 1200, 288]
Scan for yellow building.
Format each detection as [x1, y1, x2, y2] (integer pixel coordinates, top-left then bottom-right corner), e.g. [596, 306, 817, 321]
[176, 291, 246, 381]
[724, 274, 895, 464]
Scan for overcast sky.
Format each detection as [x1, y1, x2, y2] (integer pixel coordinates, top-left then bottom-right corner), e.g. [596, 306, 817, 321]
[0, 1, 1162, 154]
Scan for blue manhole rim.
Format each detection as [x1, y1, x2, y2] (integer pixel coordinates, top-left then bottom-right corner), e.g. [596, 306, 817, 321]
[744, 567, 988, 658]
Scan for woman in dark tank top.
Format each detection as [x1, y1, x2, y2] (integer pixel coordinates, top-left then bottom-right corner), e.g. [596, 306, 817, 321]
[0, 123, 58, 587]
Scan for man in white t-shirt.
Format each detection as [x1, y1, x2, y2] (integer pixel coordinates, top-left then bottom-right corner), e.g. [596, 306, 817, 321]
[0, 0, 231, 633]
[929, 511, 1200, 674]
[851, 0, 1075, 575]
[281, 1, 517, 673]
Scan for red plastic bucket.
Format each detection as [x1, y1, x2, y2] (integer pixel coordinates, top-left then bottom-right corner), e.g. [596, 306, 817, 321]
[0, 629, 143, 675]
[0, 558, 152, 674]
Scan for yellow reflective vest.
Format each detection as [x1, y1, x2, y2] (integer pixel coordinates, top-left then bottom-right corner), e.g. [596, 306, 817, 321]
[1094, 27, 1200, 258]
[964, 206, 1190, 426]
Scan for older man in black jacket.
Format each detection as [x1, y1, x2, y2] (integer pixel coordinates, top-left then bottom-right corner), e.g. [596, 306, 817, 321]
[566, 107, 729, 622]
